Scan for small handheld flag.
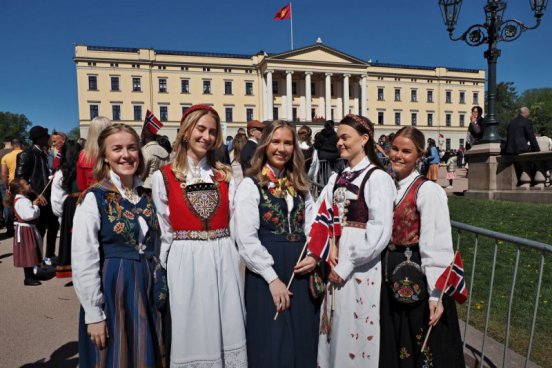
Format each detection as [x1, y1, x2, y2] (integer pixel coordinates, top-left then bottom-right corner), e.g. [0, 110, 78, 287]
[307, 199, 340, 265]
[143, 110, 164, 134]
[435, 251, 468, 304]
[274, 3, 291, 20]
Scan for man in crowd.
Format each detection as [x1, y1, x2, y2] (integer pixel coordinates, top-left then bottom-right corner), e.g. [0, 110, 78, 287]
[503, 107, 540, 155]
[1, 138, 23, 237]
[240, 120, 264, 172]
[0, 136, 13, 230]
[50, 131, 66, 171]
[15, 126, 59, 265]
[141, 118, 169, 191]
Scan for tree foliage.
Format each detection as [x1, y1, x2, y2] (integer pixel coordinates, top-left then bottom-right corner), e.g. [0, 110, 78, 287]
[67, 127, 81, 140]
[518, 88, 552, 133]
[0, 112, 32, 147]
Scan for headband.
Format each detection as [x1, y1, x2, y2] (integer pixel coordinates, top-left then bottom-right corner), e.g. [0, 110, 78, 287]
[180, 104, 219, 125]
[344, 114, 374, 136]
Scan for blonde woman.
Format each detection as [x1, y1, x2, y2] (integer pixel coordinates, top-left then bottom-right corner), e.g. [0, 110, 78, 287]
[152, 105, 247, 367]
[76, 116, 112, 191]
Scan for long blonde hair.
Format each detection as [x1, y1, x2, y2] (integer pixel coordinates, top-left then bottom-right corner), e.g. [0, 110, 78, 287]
[247, 120, 309, 195]
[171, 107, 232, 181]
[83, 116, 112, 164]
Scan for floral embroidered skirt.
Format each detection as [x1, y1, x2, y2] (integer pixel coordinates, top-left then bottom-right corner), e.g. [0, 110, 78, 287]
[379, 247, 465, 368]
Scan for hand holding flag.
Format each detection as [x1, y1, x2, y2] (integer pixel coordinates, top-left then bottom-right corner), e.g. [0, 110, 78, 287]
[307, 199, 341, 266]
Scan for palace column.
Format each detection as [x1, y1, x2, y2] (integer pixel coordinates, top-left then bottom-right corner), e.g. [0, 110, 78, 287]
[305, 72, 312, 121]
[266, 70, 273, 120]
[286, 71, 293, 120]
[353, 79, 359, 115]
[360, 74, 367, 116]
[343, 74, 350, 115]
[325, 73, 332, 120]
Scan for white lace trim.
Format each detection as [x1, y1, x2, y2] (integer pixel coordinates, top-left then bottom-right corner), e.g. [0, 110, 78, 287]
[171, 344, 247, 368]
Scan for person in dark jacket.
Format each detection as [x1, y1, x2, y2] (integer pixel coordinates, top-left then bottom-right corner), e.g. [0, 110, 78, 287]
[466, 106, 484, 150]
[313, 120, 339, 168]
[240, 120, 264, 173]
[503, 107, 540, 155]
[15, 125, 59, 264]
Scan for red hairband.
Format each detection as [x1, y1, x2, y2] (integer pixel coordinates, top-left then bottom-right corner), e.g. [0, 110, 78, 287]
[345, 114, 373, 135]
[181, 104, 219, 124]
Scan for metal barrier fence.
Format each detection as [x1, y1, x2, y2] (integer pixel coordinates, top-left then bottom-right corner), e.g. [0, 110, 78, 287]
[450, 221, 551, 368]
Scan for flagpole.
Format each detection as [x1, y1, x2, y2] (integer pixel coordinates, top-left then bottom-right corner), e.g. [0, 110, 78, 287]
[421, 251, 458, 352]
[273, 236, 311, 320]
[290, 2, 294, 50]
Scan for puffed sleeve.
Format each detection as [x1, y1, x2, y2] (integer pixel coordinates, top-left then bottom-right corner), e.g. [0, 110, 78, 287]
[233, 178, 277, 284]
[417, 181, 455, 299]
[51, 170, 67, 218]
[303, 192, 314, 237]
[333, 170, 396, 281]
[14, 196, 40, 221]
[71, 192, 105, 324]
[151, 170, 173, 269]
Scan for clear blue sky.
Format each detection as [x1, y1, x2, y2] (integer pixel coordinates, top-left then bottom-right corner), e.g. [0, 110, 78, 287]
[1, 0, 551, 133]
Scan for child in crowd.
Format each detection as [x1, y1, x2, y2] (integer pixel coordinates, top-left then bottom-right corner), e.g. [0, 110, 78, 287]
[8, 178, 43, 286]
[446, 154, 458, 189]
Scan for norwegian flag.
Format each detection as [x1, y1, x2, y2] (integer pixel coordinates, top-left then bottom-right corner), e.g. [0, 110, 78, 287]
[143, 110, 164, 134]
[307, 199, 341, 265]
[435, 251, 468, 304]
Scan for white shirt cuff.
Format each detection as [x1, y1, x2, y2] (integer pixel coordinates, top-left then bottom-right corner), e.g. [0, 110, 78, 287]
[83, 306, 106, 324]
[260, 267, 278, 284]
[333, 260, 355, 282]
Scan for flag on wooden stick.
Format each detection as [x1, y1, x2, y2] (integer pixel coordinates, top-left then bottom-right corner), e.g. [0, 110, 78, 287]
[435, 251, 468, 304]
[307, 199, 341, 265]
[143, 110, 163, 134]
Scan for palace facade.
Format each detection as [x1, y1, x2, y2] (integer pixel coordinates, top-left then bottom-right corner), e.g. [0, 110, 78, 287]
[74, 41, 485, 150]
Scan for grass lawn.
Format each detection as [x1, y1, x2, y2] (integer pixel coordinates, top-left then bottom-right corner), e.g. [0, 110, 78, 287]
[447, 196, 552, 367]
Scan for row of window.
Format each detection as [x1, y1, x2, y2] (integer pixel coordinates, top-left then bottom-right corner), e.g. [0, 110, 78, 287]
[89, 104, 255, 123]
[88, 75, 255, 96]
[377, 88, 479, 105]
[376, 111, 468, 127]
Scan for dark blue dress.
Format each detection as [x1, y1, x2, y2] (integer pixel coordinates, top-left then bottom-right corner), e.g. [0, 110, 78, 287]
[245, 180, 319, 368]
[78, 181, 165, 368]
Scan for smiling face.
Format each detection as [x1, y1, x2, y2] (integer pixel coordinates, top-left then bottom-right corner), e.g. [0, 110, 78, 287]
[266, 126, 294, 170]
[186, 113, 218, 163]
[51, 134, 65, 150]
[389, 135, 422, 180]
[336, 124, 369, 166]
[104, 131, 140, 181]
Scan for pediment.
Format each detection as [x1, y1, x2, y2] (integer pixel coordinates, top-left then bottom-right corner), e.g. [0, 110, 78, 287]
[268, 44, 367, 66]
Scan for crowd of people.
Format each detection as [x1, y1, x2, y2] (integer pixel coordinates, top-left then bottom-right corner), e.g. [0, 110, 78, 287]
[0, 105, 472, 368]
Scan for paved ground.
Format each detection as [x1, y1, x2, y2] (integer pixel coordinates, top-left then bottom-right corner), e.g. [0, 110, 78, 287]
[0, 166, 469, 368]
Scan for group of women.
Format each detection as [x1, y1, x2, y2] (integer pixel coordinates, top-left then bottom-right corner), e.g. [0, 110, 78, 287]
[69, 104, 464, 367]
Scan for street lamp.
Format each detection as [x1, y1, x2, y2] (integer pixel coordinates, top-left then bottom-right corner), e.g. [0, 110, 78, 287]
[438, 0, 548, 144]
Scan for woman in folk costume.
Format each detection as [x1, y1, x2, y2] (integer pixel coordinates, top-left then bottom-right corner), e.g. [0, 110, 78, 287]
[315, 114, 396, 368]
[77, 116, 112, 191]
[379, 127, 464, 367]
[72, 124, 165, 367]
[234, 120, 319, 368]
[151, 105, 247, 368]
[51, 140, 82, 278]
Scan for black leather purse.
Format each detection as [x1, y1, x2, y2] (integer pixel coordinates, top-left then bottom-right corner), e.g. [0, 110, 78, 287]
[386, 247, 427, 304]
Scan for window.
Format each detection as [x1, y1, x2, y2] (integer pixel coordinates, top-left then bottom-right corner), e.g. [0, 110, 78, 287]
[112, 105, 121, 121]
[181, 105, 191, 115]
[293, 107, 298, 121]
[394, 112, 401, 126]
[311, 108, 316, 118]
[224, 81, 232, 95]
[132, 77, 141, 92]
[203, 80, 211, 94]
[246, 108, 254, 121]
[459, 91, 465, 104]
[159, 78, 167, 93]
[459, 138, 465, 149]
[377, 88, 384, 101]
[272, 81, 279, 94]
[292, 82, 297, 95]
[133, 105, 142, 121]
[446, 113, 452, 127]
[394, 89, 401, 101]
[90, 104, 98, 119]
[111, 76, 119, 91]
[273, 107, 279, 120]
[88, 75, 98, 91]
[411, 89, 417, 102]
[446, 138, 451, 151]
[331, 85, 335, 97]
[473, 92, 479, 105]
[411, 113, 417, 126]
[446, 91, 452, 103]
[459, 114, 465, 127]
[225, 107, 233, 122]
[181, 79, 190, 93]
[160, 106, 168, 122]
[245, 82, 253, 95]
[427, 90, 433, 103]
[378, 111, 384, 125]
[428, 113, 433, 126]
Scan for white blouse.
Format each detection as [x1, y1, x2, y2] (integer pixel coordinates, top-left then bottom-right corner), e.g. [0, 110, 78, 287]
[72, 171, 147, 324]
[233, 168, 314, 284]
[14, 194, 40, 221]
[316, 157, 396, 281]
[396, 170, 455, 299]
[151, 157, 237, 268]
[51, 170, 66, 218]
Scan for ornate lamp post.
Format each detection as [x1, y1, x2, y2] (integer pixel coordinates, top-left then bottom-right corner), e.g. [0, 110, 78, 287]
[438, 0, 548, 144]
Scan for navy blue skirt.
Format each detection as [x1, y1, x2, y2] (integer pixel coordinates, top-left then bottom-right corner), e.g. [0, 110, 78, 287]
[245, 239, 319, 368]
[78, 256, 165, 368]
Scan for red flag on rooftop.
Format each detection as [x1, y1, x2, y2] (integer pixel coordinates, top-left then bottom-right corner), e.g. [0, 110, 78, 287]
[274, 3, 291, 20]
[435, 251, 468, 304]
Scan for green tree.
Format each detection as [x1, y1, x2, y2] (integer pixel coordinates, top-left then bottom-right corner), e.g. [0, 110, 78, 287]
[492, 82, 520, 136]
[67, 126, 81, 140]
[0, 112, 32, 146]
[518, 88, 552, 133]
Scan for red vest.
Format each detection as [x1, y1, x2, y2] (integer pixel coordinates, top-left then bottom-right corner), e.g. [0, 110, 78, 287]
[160, 165, 229, 239]
[392, 175, 427, 246]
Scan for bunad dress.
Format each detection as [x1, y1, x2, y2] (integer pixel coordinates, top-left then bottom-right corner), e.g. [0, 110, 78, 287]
[13, 194, 42, 267]
[151, 158, 247, 368]
[51, 170, 81, 278]
[379, 171, 465, 367]
[233, 166, 318, 368]
[316, 157, 396, 368]
[72, 171, 165, 368]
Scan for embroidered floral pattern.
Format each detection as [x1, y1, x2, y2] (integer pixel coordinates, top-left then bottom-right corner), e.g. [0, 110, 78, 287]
[259, 185, 305, 237]
[399, 347, 411, 360]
